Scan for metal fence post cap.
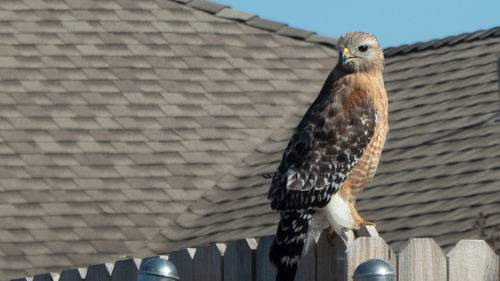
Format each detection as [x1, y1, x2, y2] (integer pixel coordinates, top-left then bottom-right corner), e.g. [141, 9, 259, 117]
[353, 259, 395, 281]
[137, 257, 180, 281]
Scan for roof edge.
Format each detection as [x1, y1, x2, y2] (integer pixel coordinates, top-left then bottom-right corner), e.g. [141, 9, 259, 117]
[173, 1, 499, 57]
[171, 0, 338, 49]
[385, 27, 500, 57]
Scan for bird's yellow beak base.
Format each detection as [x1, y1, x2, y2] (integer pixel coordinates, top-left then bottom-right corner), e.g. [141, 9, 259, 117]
[342, 47, 358, 63]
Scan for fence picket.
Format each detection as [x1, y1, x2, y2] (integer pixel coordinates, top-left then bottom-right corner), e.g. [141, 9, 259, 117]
[85, 263, 113, 281]
[10, 236, 500, 281]
[59, 268, 84, 281]
[346, 237, 396, 281]
[192, 243, 225, 281]
[255, 235, 277, 281]
[223, 238, 257, 281]
[398, 238, 446, 281]
[448, 240, 499, 281]
[169, 249, 196, 281]
[111, 259, 140, 281]
[317, 229, 347, 281]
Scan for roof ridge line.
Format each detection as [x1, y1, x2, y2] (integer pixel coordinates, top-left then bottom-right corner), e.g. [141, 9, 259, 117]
[172, 0, 500, 57]
[385, 26, 500, 57]
[171, 0, 338, 49]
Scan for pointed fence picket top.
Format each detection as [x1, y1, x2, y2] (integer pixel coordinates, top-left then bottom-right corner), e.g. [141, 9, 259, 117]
[398, 238, 447, 281]
[346, 234, 396, 281]
[59, 268, 84, 281]
[448, 240, 499, 281]
[111, 258, 140, 281]
[192, 243, 225, 281]
[255, 235, 276, 281]
[168, 248, 196, 281]
[223, 238, 257, 281]
[85, 263, 113, 281]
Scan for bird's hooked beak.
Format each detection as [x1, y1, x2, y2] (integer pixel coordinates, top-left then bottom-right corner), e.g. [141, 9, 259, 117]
[342, 47, 358, 64]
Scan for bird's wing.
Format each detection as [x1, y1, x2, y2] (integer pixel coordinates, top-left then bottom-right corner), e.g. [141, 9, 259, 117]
[268, 87, 378, 210]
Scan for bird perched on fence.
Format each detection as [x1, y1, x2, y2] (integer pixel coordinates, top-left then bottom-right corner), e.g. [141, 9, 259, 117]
[268, 32, 388, 281]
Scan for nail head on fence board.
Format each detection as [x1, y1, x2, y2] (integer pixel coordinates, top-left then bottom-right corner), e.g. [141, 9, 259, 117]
[346, 237, 396, 281]
[398, 238, 446, 281]
[85, 263, 112, 281]
[448, 240, 499, 281]
[223, 238, 255, 281]
[255, 235, 277, 281]
[59, 268, 84, 281]
[317, 229, 347, 281]
[111, 259, 139, 281]
[193, 243, 224, 281]
[169, 248, 196, 281]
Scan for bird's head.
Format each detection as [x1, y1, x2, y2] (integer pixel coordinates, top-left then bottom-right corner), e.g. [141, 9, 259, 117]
[336, 32, 384, 73]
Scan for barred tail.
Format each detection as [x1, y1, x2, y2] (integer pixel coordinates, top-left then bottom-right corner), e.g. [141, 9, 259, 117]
[269, 210, 314, 281]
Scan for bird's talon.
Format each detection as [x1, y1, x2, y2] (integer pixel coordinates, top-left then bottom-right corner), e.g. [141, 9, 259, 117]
[362, 220, 376, 226]
[328, 226, 336, 237]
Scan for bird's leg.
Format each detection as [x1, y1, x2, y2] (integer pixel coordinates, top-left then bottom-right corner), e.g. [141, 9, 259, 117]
[326, 226, 336, 246]
[349, 202, 376, 227]
[328, 226, 336, 237]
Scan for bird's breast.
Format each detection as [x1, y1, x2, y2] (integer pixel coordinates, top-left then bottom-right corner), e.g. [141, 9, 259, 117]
[339, 114, 388, 203]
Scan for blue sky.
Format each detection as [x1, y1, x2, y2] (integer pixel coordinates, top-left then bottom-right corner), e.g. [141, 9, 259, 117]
[213, 0, 500, 48]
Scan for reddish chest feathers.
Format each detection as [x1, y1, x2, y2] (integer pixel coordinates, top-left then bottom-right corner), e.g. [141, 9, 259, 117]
[339, 72, 388, 202]
[339, 116, 387, 202]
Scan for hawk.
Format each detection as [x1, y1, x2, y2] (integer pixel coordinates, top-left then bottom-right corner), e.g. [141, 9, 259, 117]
[268, 32, 388, 281]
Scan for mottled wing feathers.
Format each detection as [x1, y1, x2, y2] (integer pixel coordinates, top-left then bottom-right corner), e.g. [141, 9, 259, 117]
[268, 87, 377, 210]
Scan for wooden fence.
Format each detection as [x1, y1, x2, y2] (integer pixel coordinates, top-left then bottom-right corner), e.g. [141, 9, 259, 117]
[11, 226, 500, 281]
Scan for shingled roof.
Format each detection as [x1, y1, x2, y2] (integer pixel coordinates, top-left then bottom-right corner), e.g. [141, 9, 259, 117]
[1, 0, 499, 278]
[0, 0, 341, 278]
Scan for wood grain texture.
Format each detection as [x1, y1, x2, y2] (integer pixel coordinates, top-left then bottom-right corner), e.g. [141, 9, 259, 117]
[398, 238, 446, 281]
[169, 248, 196, 281]
[346, 237, 396, 281]
[255, 235, 277, 281]
[223, 238, 256, 281]
[448, 240, 499, 281]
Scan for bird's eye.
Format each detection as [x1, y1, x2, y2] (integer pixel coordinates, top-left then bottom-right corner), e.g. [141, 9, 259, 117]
[358, 45, 369, 52]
